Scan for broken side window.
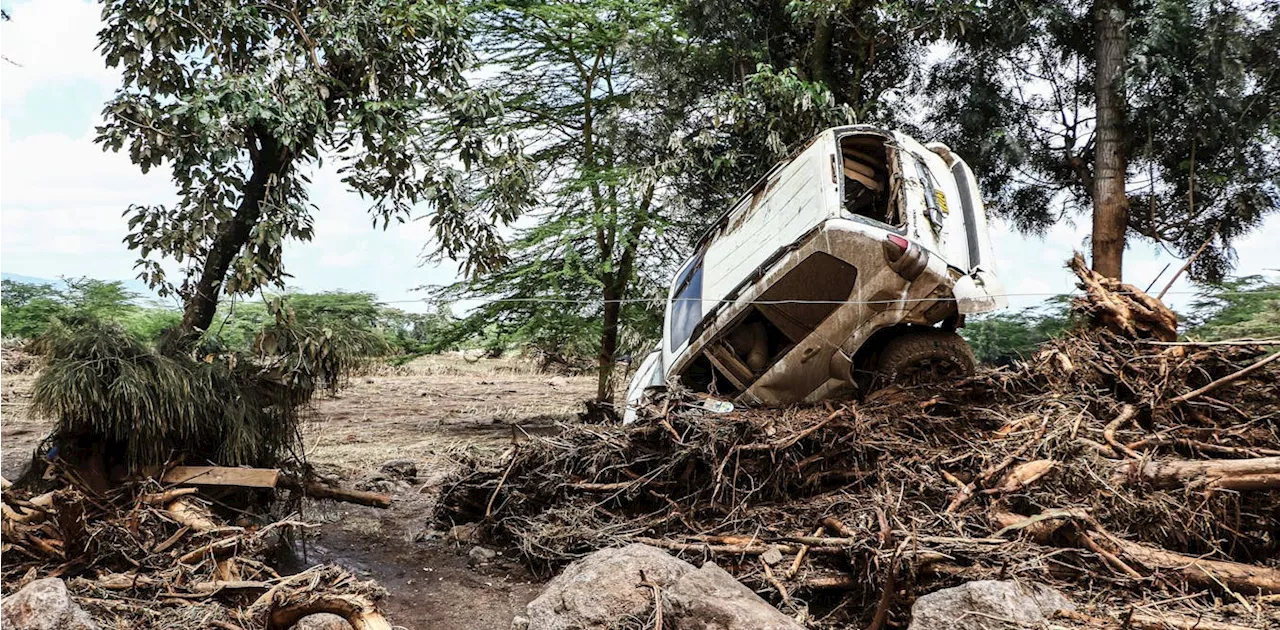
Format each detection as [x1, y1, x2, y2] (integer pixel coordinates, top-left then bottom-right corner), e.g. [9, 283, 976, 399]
[669, 258, 704, 352]
[838, 135, 901, 227]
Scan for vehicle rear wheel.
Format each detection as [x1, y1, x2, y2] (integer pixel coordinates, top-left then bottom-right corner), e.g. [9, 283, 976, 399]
[874, 329, 975, 388]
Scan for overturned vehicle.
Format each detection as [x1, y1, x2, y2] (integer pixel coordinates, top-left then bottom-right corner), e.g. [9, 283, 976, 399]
[625, 126, 1007, 420]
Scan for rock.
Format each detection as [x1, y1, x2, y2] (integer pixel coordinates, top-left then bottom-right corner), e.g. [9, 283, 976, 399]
[526, 543, 694, 630]
[907, 580, 1075, 630]
[511, 615, 530, 630]
[0, 578, 98, 630]
[760, 545, 784, 565]
[379, 459, 418, 480]
[448, 523, 480, 544]
[294, 613, 355, 630]
[469, 545, 499, 564]
[662, 563, 804, 630]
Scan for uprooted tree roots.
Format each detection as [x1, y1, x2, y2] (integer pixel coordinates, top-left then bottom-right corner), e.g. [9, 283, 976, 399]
[439, 299, 1279, 626]
[1, 480, 391, 629]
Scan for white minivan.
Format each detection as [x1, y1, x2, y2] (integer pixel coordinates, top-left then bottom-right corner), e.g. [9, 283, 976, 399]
[624, 125, 1007, 420]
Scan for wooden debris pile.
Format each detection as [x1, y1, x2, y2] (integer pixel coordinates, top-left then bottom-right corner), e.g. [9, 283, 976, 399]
[439, 276, 1279, 628]
[1, 470, 394, 629]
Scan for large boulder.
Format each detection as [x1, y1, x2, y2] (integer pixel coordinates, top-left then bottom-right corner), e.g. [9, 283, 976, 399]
[525, 543, 695, 630]
[908, 580, 1074, 630]
[662, 563, 805, 630]
[0, 578, 98, 630]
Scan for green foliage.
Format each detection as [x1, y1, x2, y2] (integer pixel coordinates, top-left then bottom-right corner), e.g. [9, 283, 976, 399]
[654, 0, 970, 221]
[210, 291, 454, 358]
[95, 0, 522, 312]
[427, 0, 698, 393]
[1, 278, 174, 341]
[1185, 276, 1280, 340]
[962, 296, 1076, 364]
[929, 0, 1280, 281]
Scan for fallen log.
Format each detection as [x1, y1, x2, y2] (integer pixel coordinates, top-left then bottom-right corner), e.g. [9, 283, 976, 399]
[992, 509, 1280, 594]
[162, 466, 280, 488]
[1109, 538, 1280, 595]
[1112, 457, 1280, 489]
[141, 487, 198, 505]
[278, 476, 392, 508]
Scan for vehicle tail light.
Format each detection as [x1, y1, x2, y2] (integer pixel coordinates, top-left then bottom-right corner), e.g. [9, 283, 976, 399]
[883, 234, 926, 281]
[884, 234, 909, 261]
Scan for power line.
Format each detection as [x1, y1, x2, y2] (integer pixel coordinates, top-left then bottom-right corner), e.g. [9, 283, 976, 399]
[368, 288, 1280, 307]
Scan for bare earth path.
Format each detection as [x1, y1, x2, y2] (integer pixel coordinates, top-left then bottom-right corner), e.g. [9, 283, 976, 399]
[0, 354, 597, 630]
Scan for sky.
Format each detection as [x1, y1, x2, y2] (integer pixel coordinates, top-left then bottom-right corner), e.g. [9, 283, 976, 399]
[2, 0, 1278, 316]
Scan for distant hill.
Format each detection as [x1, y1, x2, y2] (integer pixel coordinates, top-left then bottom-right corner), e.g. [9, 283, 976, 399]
[1, 272, 59, 286]
[1, 272, 164, 304]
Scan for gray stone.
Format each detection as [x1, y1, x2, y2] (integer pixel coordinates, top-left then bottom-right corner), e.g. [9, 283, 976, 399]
[511, 615, 530, 630]
[760, 545, 784, 566]
[294, 612, 355, 630]
[0, 578, 98, 630]
[448, 523, 480, 543]
[526, 543, 694, 630]
[380, 459, 418, 479]
[661, 563, 804, 630]
[469, 545, 499, 564]
[907, 580, 1075, 630]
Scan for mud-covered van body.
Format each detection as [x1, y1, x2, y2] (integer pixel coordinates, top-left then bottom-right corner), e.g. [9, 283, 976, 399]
[624, 126, 1007, 421]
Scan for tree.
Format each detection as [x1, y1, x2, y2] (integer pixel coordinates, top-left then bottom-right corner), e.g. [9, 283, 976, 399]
[0, 278, 142, 339]
[95, 0, 523, 353]
[660, 0, 964, 219]
[1092, 0, 1129, 279]
[929, 0, 1280, 281]
[429, 0, 694, 400]
[1185, 276, 1280, 341]
[28, 1, 520, 474]
[962, 296, 1075, 364]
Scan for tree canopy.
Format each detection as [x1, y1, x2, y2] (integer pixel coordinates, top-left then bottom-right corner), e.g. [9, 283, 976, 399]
[96, 0, 522, 348]
[928, 0, 1280, 281]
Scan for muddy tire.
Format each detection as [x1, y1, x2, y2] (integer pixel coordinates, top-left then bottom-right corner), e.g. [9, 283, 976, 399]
[874, 329, 975, 388]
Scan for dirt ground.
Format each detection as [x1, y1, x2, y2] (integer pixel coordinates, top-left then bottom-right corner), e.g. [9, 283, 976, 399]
[0, 353, 600, 630]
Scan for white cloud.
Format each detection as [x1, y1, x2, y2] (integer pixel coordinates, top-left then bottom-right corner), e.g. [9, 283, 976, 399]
[0, 0, 118, 107]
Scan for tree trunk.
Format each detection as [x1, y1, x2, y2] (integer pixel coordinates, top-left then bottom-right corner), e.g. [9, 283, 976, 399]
[1091, 0, 1129, 280]
[167, 131, 290, 354]
[810, 11, 833, 87]
[597, 286, 621, 402]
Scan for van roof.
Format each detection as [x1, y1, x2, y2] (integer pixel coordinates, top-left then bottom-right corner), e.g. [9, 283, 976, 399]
[693, 125, 899, 250]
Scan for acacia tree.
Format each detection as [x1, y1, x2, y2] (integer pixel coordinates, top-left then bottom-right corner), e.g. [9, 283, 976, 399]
[96, 0, 530, 353]
[431, 0, 704, 401]
[929, 0, 1280, 281]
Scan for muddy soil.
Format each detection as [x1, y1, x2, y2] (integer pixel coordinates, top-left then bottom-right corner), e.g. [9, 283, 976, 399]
[0, 354, 600, 630]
